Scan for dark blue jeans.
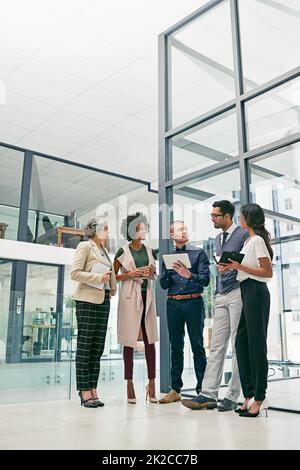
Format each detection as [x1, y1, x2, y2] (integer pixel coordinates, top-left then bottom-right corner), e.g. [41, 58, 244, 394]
[167, 296, 207, 393]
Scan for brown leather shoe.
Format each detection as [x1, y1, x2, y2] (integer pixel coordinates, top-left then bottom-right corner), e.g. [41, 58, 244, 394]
[159, 389, 181, 404]
[181, 397, 217, 410]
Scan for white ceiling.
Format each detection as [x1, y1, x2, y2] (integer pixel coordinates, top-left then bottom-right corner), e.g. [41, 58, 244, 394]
[1, 0, 299, 186]
[0, 0, 208, 183]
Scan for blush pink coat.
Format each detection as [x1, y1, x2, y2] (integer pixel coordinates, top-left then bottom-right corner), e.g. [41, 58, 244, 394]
[116, 244, 159, 348]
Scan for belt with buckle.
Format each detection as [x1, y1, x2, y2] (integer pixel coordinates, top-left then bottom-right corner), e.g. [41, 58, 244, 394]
[167, 293, 202, 301]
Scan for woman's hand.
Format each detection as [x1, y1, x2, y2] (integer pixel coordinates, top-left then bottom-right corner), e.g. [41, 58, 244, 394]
[217, 264, 231, 273]
[129, 268, 145, 278]
[102, 272, 111, 283]
[142, 265, 156, 278]
[227, 259, 241, 271]
[149, 264, 157, 278]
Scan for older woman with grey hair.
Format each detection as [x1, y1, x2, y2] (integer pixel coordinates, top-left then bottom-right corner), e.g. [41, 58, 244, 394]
[71, 217, 117, 408]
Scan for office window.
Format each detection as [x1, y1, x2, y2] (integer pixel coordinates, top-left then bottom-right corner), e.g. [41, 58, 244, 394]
[0, 147, 24, 241]
[0, 260, 13, 363]
[172, 164, 241, 316]
[22, 264, 59, 361]
[291, 286, 299, 298]
[168, 108, 238, 180]
[171, 165, 240, 389]
[239, 0, 300, 90]
[288, 243, 296, 254]
[170, 0, 234, 129]
[245, 78, 300, 150]
[160, 0, 300, 407]
[249, 142, 300, 238]
[285, 198, 293, 210]
[29, 156, 143, 249]
[290, 267, 297, 276]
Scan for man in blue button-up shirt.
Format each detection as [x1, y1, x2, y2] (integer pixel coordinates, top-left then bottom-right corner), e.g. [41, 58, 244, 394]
[159, 221, 210, 404]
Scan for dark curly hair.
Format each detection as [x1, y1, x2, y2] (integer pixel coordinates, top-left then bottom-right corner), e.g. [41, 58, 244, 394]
[120, 212, 149, 242]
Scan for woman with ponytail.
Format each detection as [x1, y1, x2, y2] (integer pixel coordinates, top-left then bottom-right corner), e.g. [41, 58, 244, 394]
[220, 203, 273, 418]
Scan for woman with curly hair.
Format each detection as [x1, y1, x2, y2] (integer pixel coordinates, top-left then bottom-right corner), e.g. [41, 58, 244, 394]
[113, 212, 159, 404]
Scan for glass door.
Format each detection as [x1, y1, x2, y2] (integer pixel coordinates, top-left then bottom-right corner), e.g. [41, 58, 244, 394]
[0, 261, 72, 404]
[0, 260, 13, 356]
[21, 263, 71, 401]
[248, 146, 300, 411]
[172, 165, 241, 393]
[22, 264, 59, 362]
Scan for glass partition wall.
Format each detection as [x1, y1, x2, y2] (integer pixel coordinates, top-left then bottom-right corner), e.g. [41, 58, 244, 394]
[0, 142, 158, 404]
[158, 0, 300, 412]
[0, 147, 24, 240]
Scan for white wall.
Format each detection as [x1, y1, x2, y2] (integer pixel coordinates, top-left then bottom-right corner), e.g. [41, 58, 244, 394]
[0, 239, 75, 266]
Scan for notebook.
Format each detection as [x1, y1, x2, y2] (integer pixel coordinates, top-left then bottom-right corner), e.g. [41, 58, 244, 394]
[86, 263, 111, 289]
[217, 251, 244, 264]
[162, 253, 191, 270]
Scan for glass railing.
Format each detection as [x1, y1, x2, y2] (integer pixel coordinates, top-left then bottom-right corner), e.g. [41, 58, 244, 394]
[1, 287, 299, 409]
[0, 289, 149, 404]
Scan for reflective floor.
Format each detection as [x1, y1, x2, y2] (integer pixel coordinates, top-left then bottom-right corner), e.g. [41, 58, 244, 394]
[0, 391, 299, 450]
[182, 361, 300, 410]
[1, 359, 299, 450]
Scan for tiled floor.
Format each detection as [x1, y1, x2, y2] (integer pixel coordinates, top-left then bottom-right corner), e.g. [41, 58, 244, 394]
[0, 389, 299, 450]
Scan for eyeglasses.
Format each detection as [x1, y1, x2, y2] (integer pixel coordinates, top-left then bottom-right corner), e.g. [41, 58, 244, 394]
[211, 213, 224, 219]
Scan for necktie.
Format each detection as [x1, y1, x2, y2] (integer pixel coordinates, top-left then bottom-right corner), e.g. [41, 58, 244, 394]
[222, 232, 228, 247]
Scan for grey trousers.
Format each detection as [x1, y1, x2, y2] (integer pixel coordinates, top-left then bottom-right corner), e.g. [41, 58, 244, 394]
[201, 288, 242, 402]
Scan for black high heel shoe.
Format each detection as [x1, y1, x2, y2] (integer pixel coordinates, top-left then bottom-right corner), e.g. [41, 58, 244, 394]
[235, 397, 254, 414]
[239, 399, 269, 418]
[78, 391, 98, 408]
[93, 397, 105, 407]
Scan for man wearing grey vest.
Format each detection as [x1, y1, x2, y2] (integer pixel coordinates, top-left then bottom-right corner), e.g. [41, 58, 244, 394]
[182, 200, 249, 411]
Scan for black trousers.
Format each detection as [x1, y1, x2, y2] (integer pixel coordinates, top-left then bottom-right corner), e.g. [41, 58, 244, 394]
[75, 292, 110, 391]
[236, 279, 270, 401]
[167, 296, 206, 393]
